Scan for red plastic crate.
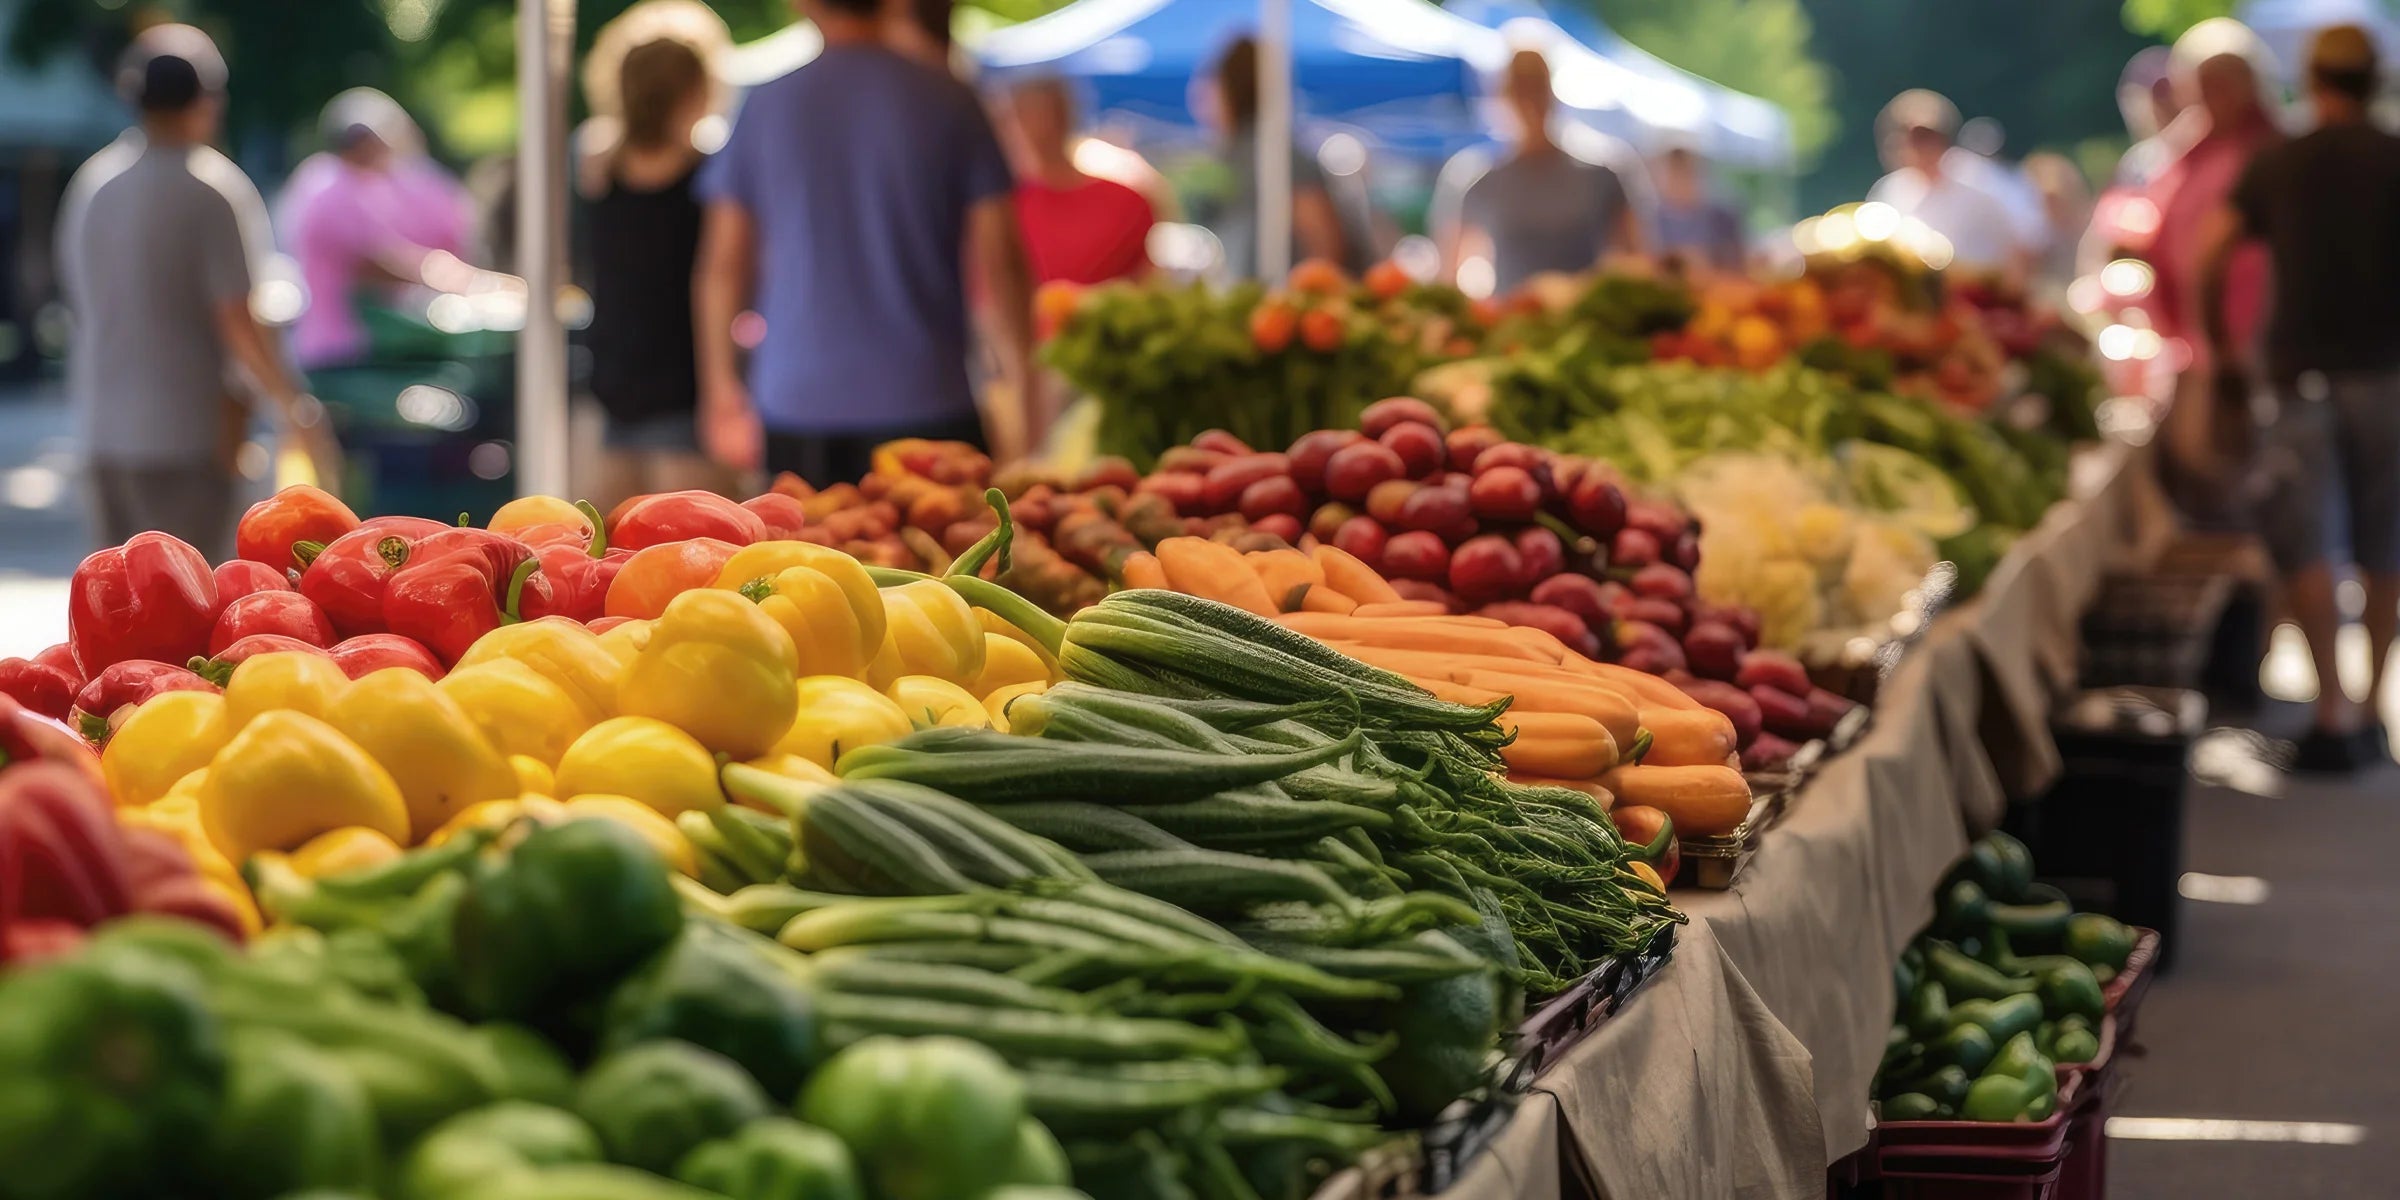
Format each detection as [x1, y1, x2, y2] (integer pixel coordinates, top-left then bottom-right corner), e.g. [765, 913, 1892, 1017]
[1874, 1072, 2083, 1153]
[2053, 1068, 2113, 1200]
[2102, 928, 2162, 1040]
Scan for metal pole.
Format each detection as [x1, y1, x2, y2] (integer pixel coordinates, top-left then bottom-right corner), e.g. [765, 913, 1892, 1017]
[514, 0, 573, 498]
[1257, 0, 1294, 280]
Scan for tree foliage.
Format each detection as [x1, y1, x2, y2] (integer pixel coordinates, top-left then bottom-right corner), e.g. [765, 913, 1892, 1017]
[2119, 0, 2238, 40]
[1585, 0, 1837, 166]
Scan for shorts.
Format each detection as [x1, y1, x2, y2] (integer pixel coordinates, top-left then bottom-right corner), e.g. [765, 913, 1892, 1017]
[2257, 369, 2400, 574]
[603, 412, 702, 453]
[87, 460, 237, 562]
[764, 415, 989, 492]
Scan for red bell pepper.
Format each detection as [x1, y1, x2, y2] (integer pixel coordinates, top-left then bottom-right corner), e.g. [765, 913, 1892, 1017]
[214, 558, 291, 606]
[66, 532, 219, 676]
[609, 489, 768, 551]
[0, 658, 78, 722]
[526, 501, 630, 623]
[207, 590, 337, 656]
[296, 516, 448, 639]
[118, 826, 246, 942]
[0, 760, 133, 959]
[382, 532, 555, 665]
[327, 633, 446, 681]
[68, 661, 219, 744]
[33, 643, 82, 686]
[238, 484, 361, 573]
[0, 695, 103, 790]
[188, 634, 333, 686]
[743, 492, 811, 540]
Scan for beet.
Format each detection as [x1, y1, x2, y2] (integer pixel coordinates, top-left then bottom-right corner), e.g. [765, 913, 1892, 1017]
[1734, 650, 1811, 698]
[1676, 678, 1762, 747]
[1682, 622, 1747, 681]
[1449, 535, 1526, 605]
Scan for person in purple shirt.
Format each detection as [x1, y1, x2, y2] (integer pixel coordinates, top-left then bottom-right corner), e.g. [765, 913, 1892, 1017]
[692, 0, 1042, 487]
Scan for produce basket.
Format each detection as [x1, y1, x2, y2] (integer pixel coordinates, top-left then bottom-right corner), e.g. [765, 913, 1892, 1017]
[1868, 1074, 2086, 1199]
[2102, 927, 2163, 1036]
[1805, 560, 1957, 707]
[1677, 822, 1753, 890]
[1874, 1072, 2084, 1152]
[2053, 1021, 2121, 1200]
[2078, 571, 2235, 691]
[1509, 925, 1681, 1081]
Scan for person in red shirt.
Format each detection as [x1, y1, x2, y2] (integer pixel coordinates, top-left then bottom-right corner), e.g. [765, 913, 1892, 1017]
[1000, 77, 1155, 285]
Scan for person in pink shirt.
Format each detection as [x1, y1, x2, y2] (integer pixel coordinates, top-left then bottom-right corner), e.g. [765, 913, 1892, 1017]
[1000, 77, 1155, 286]
[280, 89, 476, 369]
[2143, 51, 2278, 370]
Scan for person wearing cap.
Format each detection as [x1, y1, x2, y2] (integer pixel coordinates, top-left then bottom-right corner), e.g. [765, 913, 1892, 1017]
[2200, 23, 2400, 770]
[1864, 90, 2029, 274]
[1442, 48, 1643, 294]
[56, 24, 330, 559]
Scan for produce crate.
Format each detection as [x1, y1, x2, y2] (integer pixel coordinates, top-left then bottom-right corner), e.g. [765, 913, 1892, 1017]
[2101, 928, 2163, 1039]
[2053, 1020, 2121, 1200]
[1867, 1074, 2085, 1200]
[1806, 560, 1957, 707]
[2012, 692, 2199, 970]
[1509, 925, 1680, 1081]
[2078, 571, 2235, 691]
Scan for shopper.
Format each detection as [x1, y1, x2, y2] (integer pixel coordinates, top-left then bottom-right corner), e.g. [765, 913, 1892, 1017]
[578, 3, 736, 505]
[1203, 36, 1350, 279]
[2201, 24, 2400, 768]
[1865, 91, 2027, 275]
[1651, 144, 1743, 273]
[57, 24, 329, 559]
[692, 0, 1041, 486]
[2019, 152, 2093, 293]
[2146, 45, 2278, 371]
[1001, 77, 1155, 286]
[1442, 49, 1641, 295]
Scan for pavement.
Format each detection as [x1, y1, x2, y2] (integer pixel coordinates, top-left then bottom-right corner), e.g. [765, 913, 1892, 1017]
[0, 380, 86, 655]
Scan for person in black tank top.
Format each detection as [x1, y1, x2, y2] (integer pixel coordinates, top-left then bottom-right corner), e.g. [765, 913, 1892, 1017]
[578, 4, 740, 504]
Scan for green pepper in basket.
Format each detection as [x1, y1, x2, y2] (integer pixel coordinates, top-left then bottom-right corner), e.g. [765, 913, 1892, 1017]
[400, 1102, 604, 1200]
[453, 819, 687, 1021]
[675, 1118, 864, 1200]
[601, 920, 820, 1103]
[799, 1035, 1028, 1200]
[1959, 1034, 2058, 1125]
[206, 1027, 382, 1197]
[1881, 1093, 1943, 1122]
[456, 1164, 724, 1200]
[1927, 1023, 1997, 1075]
[576, 1041, 771, 1175]
[2049, 1022, 2102, 1065]
[1903, 978, 1950, 1040]
[1945, 994, 2044, 1044]
[2064, 913, 2136, 972]
[0, 940, 225, 1200]
[2037, 960, 2106, 1021]
[1934, 878, 1991, 939]
[1925, 941, 2037, 1002]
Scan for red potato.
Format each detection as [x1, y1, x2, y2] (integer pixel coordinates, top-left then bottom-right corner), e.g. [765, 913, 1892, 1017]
[1529, 573, 1609, 634]
[1661, 668, 1697, 688]
[1287, 429, 1364, 494]
[1630, 562, 1695, 605]
[1697, 603, 1762, 650]
[1201, 453, 1292, 513]
[1308, 503, 1357, 544]
[1734, 650, 1812, 698]
[1324, 440, 1408, 501]
[1137, 471, 1207, 512]
[1468, 466, 1541, 522]
[1623, 597, 1687, 636]
[1446, 425, 1505, 472]
[1676, 678, 1762, 748]
[1476, 601, 1599, 660]
[1332, 516, 1390, 568]
[1394, 487, 1472, 538]
[1625, 501, 1689, 544]
[1805, 688, 1859, 737]
[1448, 535, 1525, 605]
[1567, 475, 1627, 539]
[1381, 530, 1451, 582]
[1742, 732, 1803, 773]
[1156, 446, 1230, 475]
[1749, 684, 1814, 741]
[1191, 430, 1254, 457]
[1669, 531, 1701, 572]
[1514, 527, 1566, 583]
[1239, 476, 1311, 521]
[1248, 513, 1304, 544]
[1389, 579, 1461, 611]
[1617, 640, 1686, 676]
[1595, 579, 1638, 619]
[1610, 527, 1661, 569]
[1682, 621, 1748, 681]
[1471, 441, 1548, 478]
[1379, 423, 1448, 479]
[1359, 397, 1447, 439]
[1365, 480, 1419, 526]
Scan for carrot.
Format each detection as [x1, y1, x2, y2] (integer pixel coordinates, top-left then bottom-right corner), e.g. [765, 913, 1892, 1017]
[1634, 708, 1739, 767]
[1572, 660, 1704, 711]
[1157, 537, 1277, 616]
[1497, 710, 1618, 778]
[1308, 544, 1404, 605]
[1276, 614, 1559, 664]
[1596, 764, 1751, 837]
[1119, 550, 1168, 591]
[1295, 585, 1358, 614]
[1246, 549, 1324, 613]
[1506, 774, 1615, 810]
[1352, 600, 1451, 617]
[1458, 670, 1640, 749]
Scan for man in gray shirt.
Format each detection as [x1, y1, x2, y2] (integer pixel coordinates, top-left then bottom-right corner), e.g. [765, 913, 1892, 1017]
[57, 24, 328, 558]
[1443, 49, 1643, 295]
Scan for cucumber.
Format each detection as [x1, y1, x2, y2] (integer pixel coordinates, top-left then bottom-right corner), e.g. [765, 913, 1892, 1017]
[835, 727, 1362, 805]
[817, 992, 1246, 1063]
[1083, 849, 1357, 915]
[979, 801, 1198, 853]
[1134, 791, 1392, 848]
[811, 955, 1086, 1012]
[796, 789, 980, 896]
[1020, 1061, 1289, 1134]
[838, 783, 1046, 886]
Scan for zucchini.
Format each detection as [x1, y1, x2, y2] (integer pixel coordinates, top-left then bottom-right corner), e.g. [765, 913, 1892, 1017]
[811, 955, 1085, 1011]
[1083, 848, 1357, 915]
[805, 941, 1043, 973]
[835, 727, 1362, 805]
[1134, 790, 1392, 848]
[1019, 1061, 1289, 1135]
[839, 779, 1080, 885]
[979, 801, 1197, 853]
[796, 789, 980, 896]
[817, 992, 1246, 1062]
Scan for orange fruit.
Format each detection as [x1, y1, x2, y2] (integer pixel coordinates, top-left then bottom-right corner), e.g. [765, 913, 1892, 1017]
[1250, 300, 1299, 353]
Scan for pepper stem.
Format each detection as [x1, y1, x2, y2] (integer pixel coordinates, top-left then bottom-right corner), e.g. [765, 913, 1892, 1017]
[945, 488, 1015, 579]
[737, 576, 774, 603]
[575, 499, 609, 558]
[292, 540, 326, 571]
[376, 536, 411, 570]
[186, 655, 234, 688]
[1627, 728, 1653, 765]
[501, 557, 541, 624]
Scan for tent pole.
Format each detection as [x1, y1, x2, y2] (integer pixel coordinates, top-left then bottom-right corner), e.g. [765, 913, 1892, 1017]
[1257, 0, 1293, 280]
[514, 0, 573, 498]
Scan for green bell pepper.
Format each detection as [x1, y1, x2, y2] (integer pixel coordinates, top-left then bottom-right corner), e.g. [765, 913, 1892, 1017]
[206, 1027, 381, 1197]
[400, 1102, 604, 1200]
[1902, 1064, 1973, 1112]
[576, 1041, 771, 1175]
[213, 972, 514, 1144]
[0, 940, 225, 1199]
[2049, 1025, 2102, 1064]
[1927, 1023, 1997, 1076]
[601, 920, 820, 1103]
[1935, 879, 1991, 939]
[1925, 941, 2037, 1002]
[456, 1164, 723, 1200]
[798, 1036, 1028, 1200]
[1881, 1093, 1943, 1122]
[2037, 961, 2106, 1021]
[453, 819, 688, 1022]
[1903, 978, 1950, 1040]
[474, 1023, 578, 1109]
[1989, 1031, 2048, 1082]
[2064, 913, 2136, 971]
[995, 1118, 1073, 1189]
[248, 831, 491, 1004]
[1945, 993, 2044, 1045]
[1987, 900, 2073, 945]
[1959, 1073, 2041, 1122]
[675, 1118, 864, 1200]
[1982, 832, 2035, 902]
[1975, 928, 2017, 970]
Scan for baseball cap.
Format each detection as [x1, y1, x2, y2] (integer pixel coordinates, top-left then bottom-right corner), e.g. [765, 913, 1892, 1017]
[116, 23, 227, 113]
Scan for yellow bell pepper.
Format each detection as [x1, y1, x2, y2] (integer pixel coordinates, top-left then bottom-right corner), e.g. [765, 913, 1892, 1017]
[619, 588, 799, 758]
[427, 794, 570, 846]
[224, 650, 352, 730]
[969, 633, 1052, 698]
[885, 675, 989, 729]
[982, 680, 1051, 733]
[976, 607, 1060, 677]
[561, 794, 699, 876]
[715, 540, 887, 649]
[102, 690, 232, 808]
[595, 618, 652, 671]
[437, 659, 594, 767]
[771, 676, 916, 769]
[286, 826, 406, 878]
[554, 716, 724, 817]
[452, 616, 621, 723]
[325, 668, 520, 841]
[199, 711, 411, 861]
[865, 579, 985, 688]
[508, 755, 556, 797]
[123, 773, 242, 895]
[731, 566, 876, 680]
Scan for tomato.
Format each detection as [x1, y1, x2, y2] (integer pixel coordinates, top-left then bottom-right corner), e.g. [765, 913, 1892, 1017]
[236, 485, 361, 573]
[608, 491, 767, 551]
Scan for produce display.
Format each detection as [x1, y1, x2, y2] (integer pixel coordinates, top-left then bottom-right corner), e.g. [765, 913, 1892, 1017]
[1875, 831, 2141, 1124]
[0, 481, 1692, 1198]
